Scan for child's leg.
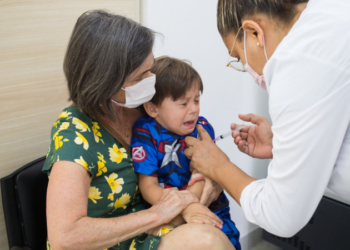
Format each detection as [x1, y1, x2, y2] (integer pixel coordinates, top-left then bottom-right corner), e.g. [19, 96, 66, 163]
[214, 206, 241, 250]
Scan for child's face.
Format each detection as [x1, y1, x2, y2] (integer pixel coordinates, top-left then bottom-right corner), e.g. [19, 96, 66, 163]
[155, 83, 200, 136]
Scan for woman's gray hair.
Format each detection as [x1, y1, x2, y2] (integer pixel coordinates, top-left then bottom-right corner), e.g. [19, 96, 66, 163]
[64, 10, 155, 119]
[217, 0, 309, 39]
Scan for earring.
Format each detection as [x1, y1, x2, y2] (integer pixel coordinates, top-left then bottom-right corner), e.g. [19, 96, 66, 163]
[257, 43, 260, 46]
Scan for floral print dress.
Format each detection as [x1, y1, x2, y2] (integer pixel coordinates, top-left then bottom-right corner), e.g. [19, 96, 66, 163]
[43, 106, 164, 250]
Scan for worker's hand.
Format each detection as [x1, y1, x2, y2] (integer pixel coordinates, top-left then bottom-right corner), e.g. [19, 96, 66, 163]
[232, 113, 273, 159]
[184, 125, 231, 178]
[188, 173, 223, 206]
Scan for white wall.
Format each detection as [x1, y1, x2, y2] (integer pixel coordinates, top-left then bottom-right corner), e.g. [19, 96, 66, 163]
[142, 0, 271, 239]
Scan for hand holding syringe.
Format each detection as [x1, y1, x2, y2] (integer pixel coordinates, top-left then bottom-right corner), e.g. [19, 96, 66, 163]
[213, 125, 246, 142]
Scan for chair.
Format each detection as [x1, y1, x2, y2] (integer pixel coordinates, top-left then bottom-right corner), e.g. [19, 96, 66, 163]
[1, 156, 48, 250]
[263, 196, 350, 250]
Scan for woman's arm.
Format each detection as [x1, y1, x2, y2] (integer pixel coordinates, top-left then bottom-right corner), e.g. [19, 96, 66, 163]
[138, 173, 222, 228]
[47, 161, 198, 250]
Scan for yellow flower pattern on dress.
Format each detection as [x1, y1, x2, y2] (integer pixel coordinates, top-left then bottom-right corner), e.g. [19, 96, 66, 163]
[74, 156, 89, 171]
[72, 117, 90, 132]
[47, 241, 53, 250]
[104, 173, 124, 195]
[157, 227, 174, 236]
[114, 193, 131, 209]
[53, 122, 70, 141]
[74, 132, 89, 150]
[129, 239, 136, 250]
[54, 135, 64, 150]
[108, 193, 114, 201]
[109, 144, 128, 163]
[96, 152, 107, 177]
[92, 121, 104, 144]
[53, 120, 60, 128]
[59, 122, 70, 131]
[133, 185, 140, 199]
[58, 111, 72, 120]
[89, 186, 103, 203]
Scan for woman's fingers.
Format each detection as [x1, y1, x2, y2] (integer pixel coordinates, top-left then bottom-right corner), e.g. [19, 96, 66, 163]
[184, 135, 199, 148]
[238, 141, 249, 154]
[185, 125, 213, 162]
[194, 208, 223, 228]
[231, 123, 250, 134]
[238, 113, 266, 126]
[190, 215, 223, 229]
[186, 127, 230, 177]
[203, 211, 223, 226]
[188, 172, 206, 186]
[152, 188, 199, 224]
[234, 135, 241, 145]
[199, 178, 222, 206]
[183, 204, 223, 229]
[196, 124, 213, 141]
[231, 124, 249, 145]
[184, 147, 193, 160]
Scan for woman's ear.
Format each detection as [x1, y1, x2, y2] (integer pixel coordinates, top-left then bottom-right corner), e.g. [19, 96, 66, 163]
[242, 20, 265, 48]
[143, 102, 158, 118]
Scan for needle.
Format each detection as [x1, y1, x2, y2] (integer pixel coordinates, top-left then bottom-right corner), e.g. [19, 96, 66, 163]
[213, 125, 245, 142]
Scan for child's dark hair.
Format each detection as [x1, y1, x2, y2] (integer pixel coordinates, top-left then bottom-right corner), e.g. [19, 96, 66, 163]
[150, 56, 203, 105]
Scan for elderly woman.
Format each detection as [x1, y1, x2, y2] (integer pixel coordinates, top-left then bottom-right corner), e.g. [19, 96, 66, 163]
[43, 10, 235, 250]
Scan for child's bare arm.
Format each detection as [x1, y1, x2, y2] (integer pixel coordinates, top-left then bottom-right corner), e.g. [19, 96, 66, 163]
[186, 169, 205, 199]
[138, 173, 186, 226]
[138, 173, 164, 205]
[138, 172, 222, 229]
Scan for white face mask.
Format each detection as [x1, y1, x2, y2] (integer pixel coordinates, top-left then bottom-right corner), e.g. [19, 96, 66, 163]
[244, 30, 269, 90]
[112, 74, 156, 108]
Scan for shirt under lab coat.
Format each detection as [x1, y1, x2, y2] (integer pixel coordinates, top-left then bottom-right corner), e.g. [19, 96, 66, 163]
[240, 0, 350, 237]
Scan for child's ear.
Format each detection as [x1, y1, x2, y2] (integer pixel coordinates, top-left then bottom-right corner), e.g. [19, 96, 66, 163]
[143, 102, 158, 118]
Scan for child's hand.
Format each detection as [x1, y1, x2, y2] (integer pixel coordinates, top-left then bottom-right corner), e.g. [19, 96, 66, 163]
[181, 203, 223, 229]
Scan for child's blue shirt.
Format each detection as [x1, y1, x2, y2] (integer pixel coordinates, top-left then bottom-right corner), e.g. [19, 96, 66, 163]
[131, 115, 241, 250]
[131, 116, 214, 189]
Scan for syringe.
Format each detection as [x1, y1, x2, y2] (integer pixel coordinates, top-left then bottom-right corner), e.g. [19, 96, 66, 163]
[213, 125, 246, 142]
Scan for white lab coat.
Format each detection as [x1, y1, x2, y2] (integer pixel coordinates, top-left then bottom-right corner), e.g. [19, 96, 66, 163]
[240, 0, 350, 237]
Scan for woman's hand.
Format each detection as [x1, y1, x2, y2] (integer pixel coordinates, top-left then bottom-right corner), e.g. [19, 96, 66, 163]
[181, 203, 223, 229]
[150, 188, 198, 225]
[188, 173, 223, 206]
[184, 125, 231, 179]
[232, 113, 273, 159]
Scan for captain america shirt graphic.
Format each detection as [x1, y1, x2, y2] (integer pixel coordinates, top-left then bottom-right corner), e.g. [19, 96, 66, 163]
[131, 116, 212, 190]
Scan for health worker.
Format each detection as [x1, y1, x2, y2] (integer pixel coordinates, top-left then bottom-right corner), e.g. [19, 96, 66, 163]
[185, 0, 350, 237]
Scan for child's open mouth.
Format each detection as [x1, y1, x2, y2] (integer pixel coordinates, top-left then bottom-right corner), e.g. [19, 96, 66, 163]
[183, 120, 195, 128]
